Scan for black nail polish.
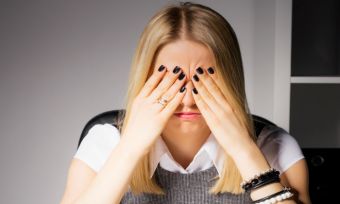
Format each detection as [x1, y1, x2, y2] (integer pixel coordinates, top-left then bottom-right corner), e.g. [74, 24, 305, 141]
[207, 67, 214, 74]
[173, 66, 181, 74]
[192, 88, 198, 94]
[178, 72, 185, 80]
[196, 67, 204, 74]
[193, 74, 199, 82]
[180, 85, 186, 93]
[158, 65, 165, 72]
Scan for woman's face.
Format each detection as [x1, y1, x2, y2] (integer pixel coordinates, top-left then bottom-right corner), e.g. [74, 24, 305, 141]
[153, 39, 215, 135]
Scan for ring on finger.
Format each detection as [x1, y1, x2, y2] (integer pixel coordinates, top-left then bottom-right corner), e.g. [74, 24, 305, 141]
[157, 96, 169, 107]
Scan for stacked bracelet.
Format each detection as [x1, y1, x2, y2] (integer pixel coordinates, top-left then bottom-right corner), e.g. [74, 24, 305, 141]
[241, 168, 280, 191]
[252, 187, 294, 204]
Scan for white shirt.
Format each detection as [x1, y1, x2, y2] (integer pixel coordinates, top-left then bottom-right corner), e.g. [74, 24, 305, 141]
[73, 123, 304, 176]
[149, 132, 226, 178]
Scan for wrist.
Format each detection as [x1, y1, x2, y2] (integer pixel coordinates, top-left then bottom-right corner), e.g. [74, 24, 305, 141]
[118, 136, 149, 161]
[230, 145, 286, 201]
[227, 140, 271, 180]
[224, 136, 257, 160]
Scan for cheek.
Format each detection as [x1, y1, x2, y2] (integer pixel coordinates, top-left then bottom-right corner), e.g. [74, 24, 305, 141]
[163, 116, 177, 130]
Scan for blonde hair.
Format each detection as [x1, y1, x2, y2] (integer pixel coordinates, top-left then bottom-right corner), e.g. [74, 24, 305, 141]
[120, 2, 255, 195]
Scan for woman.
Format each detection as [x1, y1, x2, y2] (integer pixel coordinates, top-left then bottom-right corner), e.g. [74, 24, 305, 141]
[60, 2, 311, 204]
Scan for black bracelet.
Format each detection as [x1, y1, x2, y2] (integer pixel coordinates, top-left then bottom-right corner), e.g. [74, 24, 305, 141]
[241, 168, 280, 191]
[251, 176, 280, 191]
[252, 187, 293, 204]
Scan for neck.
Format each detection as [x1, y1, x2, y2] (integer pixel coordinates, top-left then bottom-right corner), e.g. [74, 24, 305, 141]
[162, 127, 211, 169]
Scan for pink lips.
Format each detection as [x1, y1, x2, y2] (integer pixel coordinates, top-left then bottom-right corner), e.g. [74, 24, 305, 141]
[174, 112, 201, 120]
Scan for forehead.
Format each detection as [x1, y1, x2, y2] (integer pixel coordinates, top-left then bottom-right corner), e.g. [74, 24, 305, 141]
[154, 39, 215, 74]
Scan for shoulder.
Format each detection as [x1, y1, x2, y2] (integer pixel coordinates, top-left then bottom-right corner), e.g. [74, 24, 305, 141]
[257, 125, 304, 173]
[86, 123, 120, 142]
[257, 125, 298, 149]
[73, 124, 121, 172]
[79, 124, 121, 149]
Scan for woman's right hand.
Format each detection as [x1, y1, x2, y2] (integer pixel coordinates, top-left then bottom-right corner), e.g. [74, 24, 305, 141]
[120, 65, 187, 156]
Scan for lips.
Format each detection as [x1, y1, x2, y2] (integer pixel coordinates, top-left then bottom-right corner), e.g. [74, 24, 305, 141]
[174, 112, 201, 119]
[174, 112, 200, 115]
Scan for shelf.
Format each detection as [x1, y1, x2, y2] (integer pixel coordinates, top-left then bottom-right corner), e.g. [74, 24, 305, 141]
[291, 77, 340, 84]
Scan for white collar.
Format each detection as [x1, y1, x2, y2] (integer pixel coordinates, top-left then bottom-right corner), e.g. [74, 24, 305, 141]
[148, 132, 225, 178]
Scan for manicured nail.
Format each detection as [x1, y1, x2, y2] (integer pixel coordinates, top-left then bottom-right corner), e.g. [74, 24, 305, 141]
[193, 74, 199, 82]
[192, 88, 198, 94]
[173, 66, 181, 74]
[158, 65, 165, 72]
[178, 72, 186, 80]
[207, 67, 214, 74]
[180, 85, 186, 93]
[196, 67, 204, 74]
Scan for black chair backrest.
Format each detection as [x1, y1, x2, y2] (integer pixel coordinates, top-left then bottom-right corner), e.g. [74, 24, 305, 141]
[77, 109, 275, 149]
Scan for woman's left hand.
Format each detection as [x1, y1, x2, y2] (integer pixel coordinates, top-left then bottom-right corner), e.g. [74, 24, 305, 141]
[191, 67, 254, 157]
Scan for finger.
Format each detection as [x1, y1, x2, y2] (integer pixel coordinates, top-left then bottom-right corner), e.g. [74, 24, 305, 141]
[206, 67, 224, 91]
[191, 73, 225, 115]
[153, 73, 186, 112]
[149, 66, 182, 102]
[159, 71, 186, 101]
[139, 65, 167, 98]
[194, 67, 229, 109]
[190, 87, 217, 127]
[162, 84, 187, 116]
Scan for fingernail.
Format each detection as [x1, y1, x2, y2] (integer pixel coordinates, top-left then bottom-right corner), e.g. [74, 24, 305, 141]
[180, 85, 186, 93]
[173, 66, 181, 74]
[158, 65, 165, 72]
[193, 74, 199, 82]
[196, 67, 204, 74]
[192, 88, 198, 94]
[178, 72, 186, 80]
[207, 67, 214, 74]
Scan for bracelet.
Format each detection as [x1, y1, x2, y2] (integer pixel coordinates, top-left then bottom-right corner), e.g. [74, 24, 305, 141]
[251, 176, 280, 191]
[252, 187, 294, 204]
[241, 168, 280, 191]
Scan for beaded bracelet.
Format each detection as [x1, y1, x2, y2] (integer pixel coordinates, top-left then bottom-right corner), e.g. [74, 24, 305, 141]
[241, 168, 280, 191]
[252, 187, 294, 204]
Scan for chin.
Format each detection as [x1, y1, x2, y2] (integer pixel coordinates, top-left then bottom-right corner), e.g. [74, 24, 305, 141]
[163, 117, 210, 138]
[168, 116, 203, 129]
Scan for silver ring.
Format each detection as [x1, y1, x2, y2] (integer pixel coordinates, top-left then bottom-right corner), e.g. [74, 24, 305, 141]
[157, 97, 168, 107]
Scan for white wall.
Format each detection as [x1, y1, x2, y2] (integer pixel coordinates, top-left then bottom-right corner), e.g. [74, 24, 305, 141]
[0, 1, 291, 203]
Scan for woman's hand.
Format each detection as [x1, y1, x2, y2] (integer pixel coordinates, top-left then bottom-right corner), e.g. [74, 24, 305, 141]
[190, 67, 254, 157]
[191, 67, 299, 202]
[121, 65, 187, 156]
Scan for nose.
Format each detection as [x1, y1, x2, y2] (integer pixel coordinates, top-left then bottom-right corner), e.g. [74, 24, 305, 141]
[180, 81, 197, 108]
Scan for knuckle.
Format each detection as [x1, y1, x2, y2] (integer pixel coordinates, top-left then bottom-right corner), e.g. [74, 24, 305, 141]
[162, 94, 171, 100]
[216, 109, 226, 119]
[223, 106, 234, 115]
[144, 82, 154, 91]
[145, 97, 155, 105]
[157, 85, 168, 93]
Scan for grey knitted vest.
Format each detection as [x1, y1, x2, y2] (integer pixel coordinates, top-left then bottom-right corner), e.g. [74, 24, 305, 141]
[120, 164, 252, 204]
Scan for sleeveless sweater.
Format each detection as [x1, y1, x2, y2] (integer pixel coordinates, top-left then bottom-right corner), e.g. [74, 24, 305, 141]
[120, 164, 252, 204]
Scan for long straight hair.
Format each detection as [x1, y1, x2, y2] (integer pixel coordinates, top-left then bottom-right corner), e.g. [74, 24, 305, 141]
[120, 2, 255, 195]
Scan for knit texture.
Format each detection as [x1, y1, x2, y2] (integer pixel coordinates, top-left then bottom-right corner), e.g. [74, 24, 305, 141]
[120, 164, 252, 204]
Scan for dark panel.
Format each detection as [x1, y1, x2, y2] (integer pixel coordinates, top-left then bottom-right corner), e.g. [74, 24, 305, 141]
[290, 84, 340, 147]
[302, 148, 340, 203]
[291, 0, 340, 76]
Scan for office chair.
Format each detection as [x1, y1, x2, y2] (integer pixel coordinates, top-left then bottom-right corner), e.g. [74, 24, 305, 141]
[77, 109, 339, 203]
